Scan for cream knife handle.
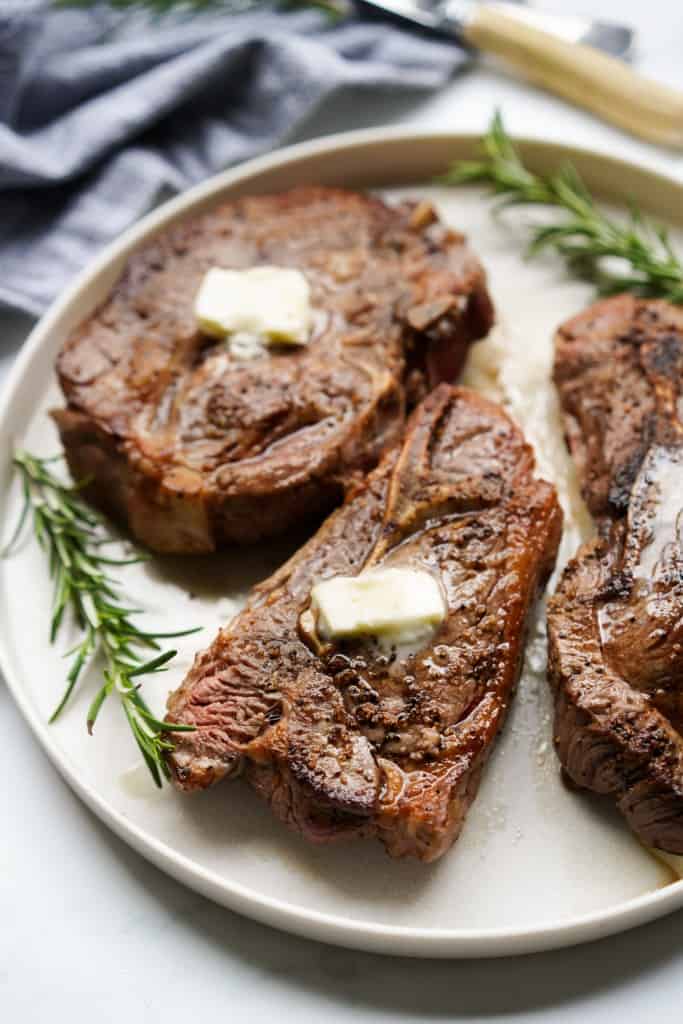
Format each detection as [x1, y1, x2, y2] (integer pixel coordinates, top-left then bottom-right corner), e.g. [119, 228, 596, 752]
[461, 3, 683, 148]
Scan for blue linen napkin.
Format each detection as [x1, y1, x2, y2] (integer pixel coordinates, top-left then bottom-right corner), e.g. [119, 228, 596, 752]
[0, 0, 467, 316]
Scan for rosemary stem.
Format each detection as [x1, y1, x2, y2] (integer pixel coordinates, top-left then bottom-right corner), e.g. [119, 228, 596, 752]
[441, 112, 683, 304]
[3, 449, 199, 786]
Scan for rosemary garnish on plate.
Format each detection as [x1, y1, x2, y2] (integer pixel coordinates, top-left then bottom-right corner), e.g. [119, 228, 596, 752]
[2, 450, 199, 787]
[441, 112, 683, 303]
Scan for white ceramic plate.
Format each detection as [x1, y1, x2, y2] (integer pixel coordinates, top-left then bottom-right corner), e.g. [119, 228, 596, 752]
[3, 129, 683, 959]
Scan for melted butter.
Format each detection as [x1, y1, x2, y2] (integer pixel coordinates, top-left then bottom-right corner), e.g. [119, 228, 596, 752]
[628, 445, 683, 581]
[228, 331, 267, 361]
[194, 265, 312, 346]
[593, 446, 683, 880]
[374, 630, 436, 661]
[311, 567, 446, 644]
[596, 603, 615, 652]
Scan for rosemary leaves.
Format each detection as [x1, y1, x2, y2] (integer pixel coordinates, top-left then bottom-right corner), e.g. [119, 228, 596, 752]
[442, 112, 683, 303]
[2, 450, 198, 786]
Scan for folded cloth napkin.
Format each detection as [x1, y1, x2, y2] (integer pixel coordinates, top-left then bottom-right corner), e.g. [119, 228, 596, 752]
[0, 0, 467, 316]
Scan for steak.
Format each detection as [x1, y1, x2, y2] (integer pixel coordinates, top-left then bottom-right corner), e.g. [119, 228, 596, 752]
[549, 295, 683, 852]
[53, 188, 493, 553]
[166, 384, 562, 861]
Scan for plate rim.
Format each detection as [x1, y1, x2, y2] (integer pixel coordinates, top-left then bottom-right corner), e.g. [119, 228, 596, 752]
[3, 125, 683, 958]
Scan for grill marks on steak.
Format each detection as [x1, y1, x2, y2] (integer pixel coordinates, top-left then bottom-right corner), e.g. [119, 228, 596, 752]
[166, 385, 562, 861]
[53, 188, 493, 553]
[549, 296, 683, 852]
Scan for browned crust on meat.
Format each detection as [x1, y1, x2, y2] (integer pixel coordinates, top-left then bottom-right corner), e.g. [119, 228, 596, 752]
[166, 384, 562, 861]
[549, 530, 683, 853]
[549, 295, 683, 853]
[554, 294, 683, 518]
[53, 187, 493, 553]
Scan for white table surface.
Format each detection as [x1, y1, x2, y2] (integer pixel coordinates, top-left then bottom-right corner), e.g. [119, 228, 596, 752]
[3, 2, 683, 1020]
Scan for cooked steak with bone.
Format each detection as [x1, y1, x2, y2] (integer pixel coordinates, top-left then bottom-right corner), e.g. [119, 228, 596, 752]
[166, 384, 562, 861]
[549, 295, 683, 852]
[53, 188, 493, 553]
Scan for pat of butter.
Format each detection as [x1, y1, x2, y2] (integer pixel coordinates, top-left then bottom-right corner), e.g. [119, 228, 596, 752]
[310, 568, 446, 642]
[194, 266, 312, 346]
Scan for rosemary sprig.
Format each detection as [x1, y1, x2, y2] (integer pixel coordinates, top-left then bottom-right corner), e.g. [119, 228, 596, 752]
[441, 111, 683, 303]
[2, 450, 199, 787]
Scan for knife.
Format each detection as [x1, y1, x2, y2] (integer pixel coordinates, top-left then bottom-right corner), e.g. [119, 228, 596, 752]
[355, 0, 683, 149]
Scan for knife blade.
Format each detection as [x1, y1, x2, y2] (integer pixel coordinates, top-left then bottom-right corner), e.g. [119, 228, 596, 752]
[355, 0, 634, 59]
[354, 1, 683, 149]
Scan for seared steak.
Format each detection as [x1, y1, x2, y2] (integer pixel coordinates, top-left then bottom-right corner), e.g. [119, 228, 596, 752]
[53, 188, 493, 553]
[166, 385, 562, 861]
[549, 295, 683, 852]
